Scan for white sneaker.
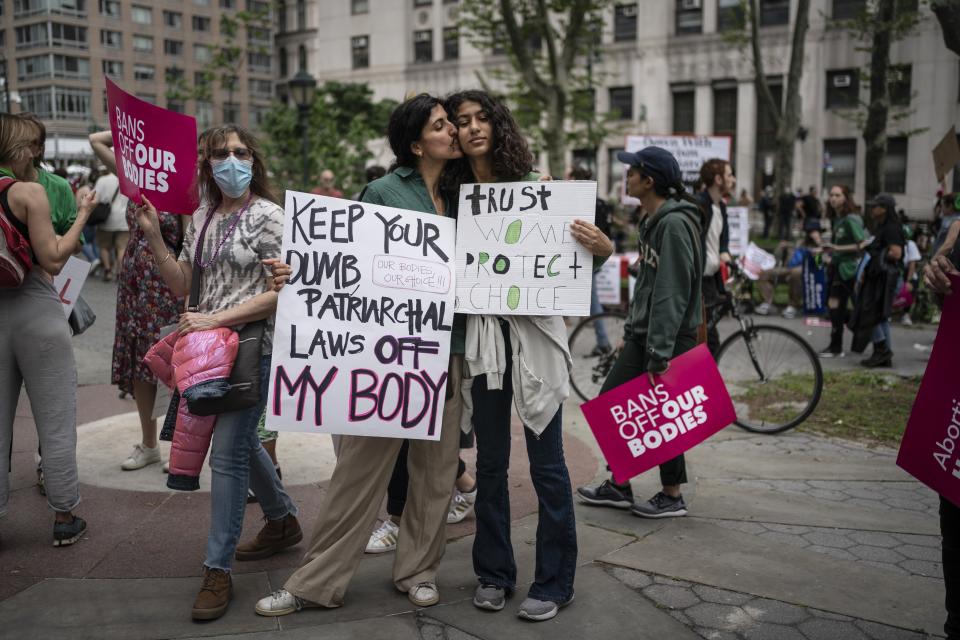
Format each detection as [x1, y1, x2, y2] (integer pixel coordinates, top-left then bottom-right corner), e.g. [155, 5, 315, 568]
[409, 582, 440, 607]
[447, 488, 477, 524]
[755, 302, 772, 316]
[902, 315, 913, 325]
[365, 519, 399, 554]
[121, 444, 161, 470]
[782, 305, 797, 319]
[254, 588, 320, 617]
[162, 460, 169, 473]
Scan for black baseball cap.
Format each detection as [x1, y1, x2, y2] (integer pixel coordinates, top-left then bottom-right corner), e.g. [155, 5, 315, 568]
[866, 193, 897, 209]
[617, 146, 682, 188]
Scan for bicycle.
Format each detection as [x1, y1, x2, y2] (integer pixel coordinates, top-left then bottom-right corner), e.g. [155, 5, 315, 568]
[567, 263, 823, 434]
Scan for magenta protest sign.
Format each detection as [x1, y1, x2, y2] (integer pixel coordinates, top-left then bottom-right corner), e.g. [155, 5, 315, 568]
[580, 344, 736, 484]
[897, 274, 960, 506]
[106, 78, 198, 214]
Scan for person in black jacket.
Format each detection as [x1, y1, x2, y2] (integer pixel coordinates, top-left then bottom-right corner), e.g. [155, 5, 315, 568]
[697, 159, 735, 358]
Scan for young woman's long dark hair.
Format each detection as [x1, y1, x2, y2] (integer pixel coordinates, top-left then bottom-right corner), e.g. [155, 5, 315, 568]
[197, 124, 277, 211]
[442, 90, 533, 190]
[387, 93, 443, 170]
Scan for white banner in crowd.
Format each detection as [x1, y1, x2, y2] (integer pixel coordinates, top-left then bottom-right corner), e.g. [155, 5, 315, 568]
[455, 180, 596, 316]
[621, 135, 732, 206]
[740, 242, 777, 280]
[594, 257, 622, 306]
[726, 206, 750, 256]
[52, 256, 91, 318]
[266, 192, 456, 441]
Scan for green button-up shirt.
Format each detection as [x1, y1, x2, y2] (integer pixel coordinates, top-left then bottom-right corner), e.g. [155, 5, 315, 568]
[361, 166, 466, 354]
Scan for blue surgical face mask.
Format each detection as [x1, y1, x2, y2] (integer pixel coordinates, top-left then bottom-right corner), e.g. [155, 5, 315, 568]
[210, 156, 253, 198]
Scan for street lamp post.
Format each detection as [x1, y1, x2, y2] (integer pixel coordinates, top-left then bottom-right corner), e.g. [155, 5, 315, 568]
[288, 70, 317, 190]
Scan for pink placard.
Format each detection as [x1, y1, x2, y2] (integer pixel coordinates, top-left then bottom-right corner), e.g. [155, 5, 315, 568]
[106, 78, 198, 214]
[580, 344, 737, 484]
[896, 274, 960, 506]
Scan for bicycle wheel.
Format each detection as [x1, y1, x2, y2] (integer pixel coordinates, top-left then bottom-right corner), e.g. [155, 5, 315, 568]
[568, 312, 626, 402]
[716, 324, 823, 434]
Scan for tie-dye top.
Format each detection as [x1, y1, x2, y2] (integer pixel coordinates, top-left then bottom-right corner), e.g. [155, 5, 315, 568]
[179, 196, 283, 354]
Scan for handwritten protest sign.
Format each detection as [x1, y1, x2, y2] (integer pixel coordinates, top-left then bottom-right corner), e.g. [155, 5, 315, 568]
[455, 180, 596, 316]
[595, 256, 622, 306]
[739, 242, 777, 280]
[802, 253, 827, 315]
[897, 274, 960, 506]
[266, 191, 456, 441]
[52, 256, 91, 318]
[581, 344, 736, 483]
[726, 206, 750, 256]
[106, 78, 198, 214]
[622, 135, 731, 206]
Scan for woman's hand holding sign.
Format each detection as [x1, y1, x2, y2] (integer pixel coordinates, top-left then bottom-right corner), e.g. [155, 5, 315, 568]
[570, 219, 614, 258]
[263, 258, 292, 292]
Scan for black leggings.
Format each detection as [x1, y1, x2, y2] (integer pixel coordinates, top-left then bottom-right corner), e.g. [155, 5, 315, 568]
[827, 269, 855, 354]
[604, 335, 698, 487]
[387, 442, 468, 517]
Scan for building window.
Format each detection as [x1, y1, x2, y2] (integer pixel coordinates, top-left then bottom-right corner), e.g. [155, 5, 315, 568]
[248, 51, 271, 71]
[713, 84, 737, 157]
[131, 5, 151, 24]
[219, 0, 235, 8]
[192, 16, 211, 31]
[194, 44, 212, 62]
[15, 0, 86, 17]
[21, 86, 91, 120]
[608, 86, 633, 120]
[165, 66, 184, 81]
[279, 46, 288, 76]
[102, 59, 122, 77]
[352, 35, 369, 69]
[223, 102, 239, 123]
[50, 23, 87, 48]
[250, 104, 269, 127]
[98, 0, 119, 17]
[297, 44, 307, 71]
[276, 0, 286, 31]
[197, 101, 213, 128]
[676, 0, 703, 35]
[249, 78, 273, 96]
[163, 10, 182, 28]
[717, 0, 744, 31]
[414, 0, 432, 5]
[613, 3, 637, 42]
[164, 39, 183, 55]
[52, 54, 89, 79]
[247, 27, 270, 45]
[443, 26, 458, 60]
[100, 29, 122, 48]
[351, 0, 368, 14]
[16, 24, 49, 47]
[826, 69, 858, 109]
[193, 0, 210, 6]
[137, 93, 156, 104]
[884, 137, 907, 193]
[296, 0, 305, 29]
[132, 35, 153, 52]
[17, 55, 51, 81]
[608, 146, 625, 196]
[889, 64, 911, 107]
[133, 63, 154, 81]
[760, 0, 789, 25]
[823, 138, 857, 192]
[832, 0, 865, 20]
[167, 100, 185, 113]
[672, 87, 695, 134]
[194, 70, 209, 86]
[414, 29, 433, 64]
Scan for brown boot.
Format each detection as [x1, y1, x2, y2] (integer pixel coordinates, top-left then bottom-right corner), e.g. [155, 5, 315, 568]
[192, 567, 232, 620]
[235, 513, 303, 561]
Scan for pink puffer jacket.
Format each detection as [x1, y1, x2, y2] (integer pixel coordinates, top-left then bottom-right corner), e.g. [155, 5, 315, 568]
[144, 328, 239, 491]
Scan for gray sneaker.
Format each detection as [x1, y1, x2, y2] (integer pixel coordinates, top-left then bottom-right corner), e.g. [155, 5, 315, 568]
[631, 491, 687, 518]
[473, 584, 506, 611]
[517, 595, 574, 621]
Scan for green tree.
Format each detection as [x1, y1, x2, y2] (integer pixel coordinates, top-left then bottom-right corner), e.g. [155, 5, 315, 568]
[460, 0, 617, 177]
[259, 82, 397, 194]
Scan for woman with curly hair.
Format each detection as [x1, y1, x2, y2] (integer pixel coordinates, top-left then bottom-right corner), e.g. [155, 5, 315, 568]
[444, 90, 613, 622]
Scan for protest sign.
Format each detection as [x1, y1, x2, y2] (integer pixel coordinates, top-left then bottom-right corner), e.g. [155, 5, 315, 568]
[897, 274, 960, 506]
[802, 253, 827, 315]
[726, 206, 750, 256]
[455, 180, 596, 316]
[933, 126, 960, 184]
[595, 256, 622, 306]
[739, 242, 777, 280]
[580, 344, 736, 484]
[106, 78, 198, 214]
[52, 256, 91, 318]
[266, 191, 456, 441]
[621, 135, 732, 206]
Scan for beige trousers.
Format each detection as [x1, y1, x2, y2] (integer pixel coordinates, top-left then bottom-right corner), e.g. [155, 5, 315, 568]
[284, 355, 464, 606]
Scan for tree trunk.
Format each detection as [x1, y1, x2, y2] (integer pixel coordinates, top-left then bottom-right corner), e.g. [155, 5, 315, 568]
[544, 90, 567, 178]
[772, 0, 810, 208]
[931, 0, 960, 56]
[863, 0, 895, 200]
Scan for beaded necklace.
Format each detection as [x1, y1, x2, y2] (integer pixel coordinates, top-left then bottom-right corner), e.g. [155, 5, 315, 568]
[194, 192, 254, 270]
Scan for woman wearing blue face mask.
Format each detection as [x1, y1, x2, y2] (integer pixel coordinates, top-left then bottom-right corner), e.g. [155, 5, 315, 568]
[135, 125, 300, 621]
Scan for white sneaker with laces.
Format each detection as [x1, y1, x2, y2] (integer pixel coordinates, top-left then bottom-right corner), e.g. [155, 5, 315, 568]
[447, 488, 477, 524]
[782, 305, 797, 319]
[121, 444, 161, 471]
[365, 519, 399, 554]
[254, 588, 320, 616]
[755, 302, 772, 316]
[408, 582, 440, 607]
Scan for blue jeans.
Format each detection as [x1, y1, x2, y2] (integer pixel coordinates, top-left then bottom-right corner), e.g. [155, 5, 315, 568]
[471, 330, 578, 603]
[205, 354, 297, 571]
[590, 273, 610, 349]
[871, 320, 891, 346]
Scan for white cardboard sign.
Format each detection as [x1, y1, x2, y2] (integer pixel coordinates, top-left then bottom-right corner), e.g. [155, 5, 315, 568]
[595, 256, 622, 306]
[726, 206, 750, 256]
[740, 242, 777, 280]
[266, 191, 456, 441]
[455, 180, 596, 316]
[52, 256, 91, 318]
[621, 135, 732, 206]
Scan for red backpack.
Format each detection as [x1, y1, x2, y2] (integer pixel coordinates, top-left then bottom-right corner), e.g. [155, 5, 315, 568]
[0, 176, 31, 288]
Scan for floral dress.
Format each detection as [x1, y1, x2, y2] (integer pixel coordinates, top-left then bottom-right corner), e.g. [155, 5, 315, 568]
[111, 204, 185, 395]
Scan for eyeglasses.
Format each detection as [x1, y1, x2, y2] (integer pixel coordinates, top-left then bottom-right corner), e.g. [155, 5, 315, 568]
[209, 147, 252, 161]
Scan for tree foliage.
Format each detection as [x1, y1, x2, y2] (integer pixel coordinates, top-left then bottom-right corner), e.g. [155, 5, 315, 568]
[259, 82, 397, 194]
[459, 0, 618, 176]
